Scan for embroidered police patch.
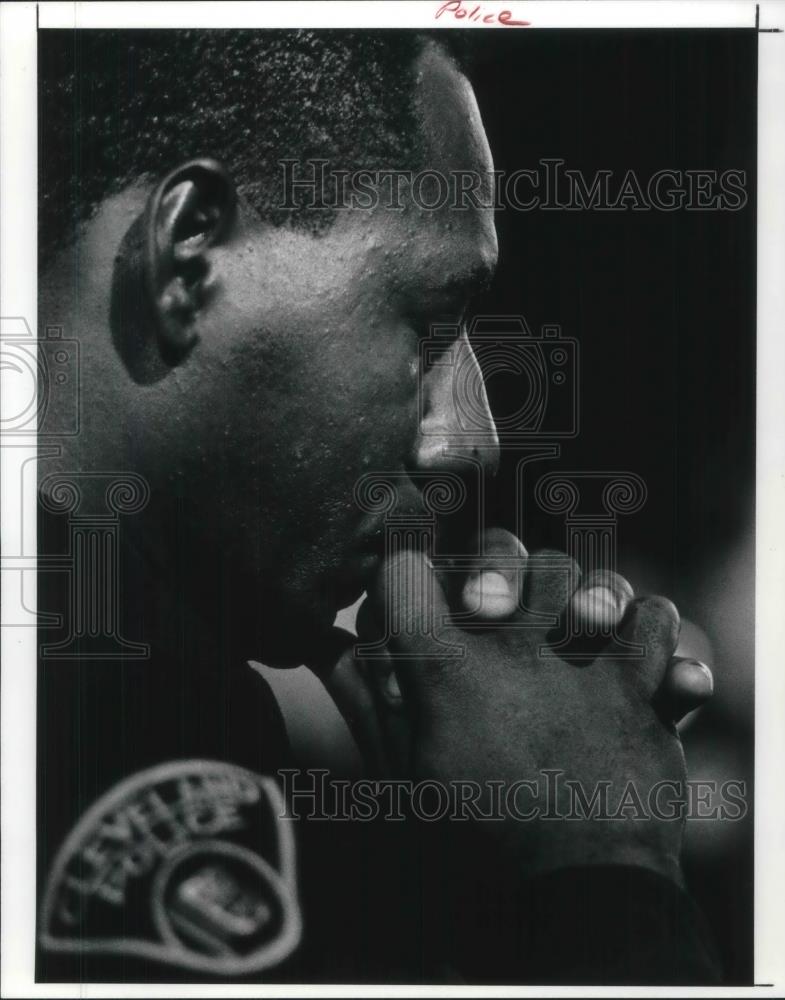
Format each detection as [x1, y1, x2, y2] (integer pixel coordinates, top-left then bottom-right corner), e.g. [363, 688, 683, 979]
[39, 760, 302, 976]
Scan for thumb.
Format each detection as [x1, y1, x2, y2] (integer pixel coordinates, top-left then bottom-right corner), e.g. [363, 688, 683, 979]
[305, 626, 390, 773]
[366, 548, 463, 701]
[459, 527, 528, 621]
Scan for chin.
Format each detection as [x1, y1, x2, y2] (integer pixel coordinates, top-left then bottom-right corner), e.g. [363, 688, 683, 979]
[255, 591, 344, 670]
[251, 557, 367, 667]
[330, 576, 366, 613]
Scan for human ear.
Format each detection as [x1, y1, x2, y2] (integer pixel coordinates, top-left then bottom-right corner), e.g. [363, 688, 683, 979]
[144, 158, 237, 365]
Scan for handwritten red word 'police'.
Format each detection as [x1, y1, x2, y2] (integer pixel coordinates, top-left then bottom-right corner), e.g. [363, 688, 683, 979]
[435, 1, 530, 27]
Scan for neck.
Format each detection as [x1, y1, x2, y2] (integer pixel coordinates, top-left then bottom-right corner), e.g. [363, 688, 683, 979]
[39, 471, 270, 666]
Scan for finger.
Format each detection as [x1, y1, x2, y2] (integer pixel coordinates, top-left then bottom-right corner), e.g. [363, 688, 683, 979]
[307, 627, 391, 774]
[356, 598, 419, 775]
[367, 548, 469, 712]
[324, 647, 393, 774]
[460, 527, 528, 621]
[522, 549, 582, 629]
[604, 595, 681, 699]
[571, 570, 634, 635]
[655, 656, 714, 724]
[360, 661, 414, 778]
[367, 548, 453, 659]
[305, 624, 362, 679]
[355, 601, 405, 711]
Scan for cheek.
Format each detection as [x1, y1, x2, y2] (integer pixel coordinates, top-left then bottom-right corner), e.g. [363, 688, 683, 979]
[333, 352, 420, 469]
[214, 311, 421, 499]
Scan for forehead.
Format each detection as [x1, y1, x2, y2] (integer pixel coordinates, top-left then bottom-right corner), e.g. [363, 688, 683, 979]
[389, 43, 498, 297]
[415, 43, 495, 180]
[262, 45, 498, 316]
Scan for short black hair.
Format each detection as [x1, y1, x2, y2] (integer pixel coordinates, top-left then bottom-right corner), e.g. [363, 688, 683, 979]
[39, 28, 470, 263]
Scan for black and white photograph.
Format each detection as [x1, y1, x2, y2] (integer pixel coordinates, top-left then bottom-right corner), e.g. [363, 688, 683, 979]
[1, 1, 784, 994]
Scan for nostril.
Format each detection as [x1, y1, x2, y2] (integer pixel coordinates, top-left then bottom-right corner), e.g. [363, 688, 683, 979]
[413, 339, 500, 474]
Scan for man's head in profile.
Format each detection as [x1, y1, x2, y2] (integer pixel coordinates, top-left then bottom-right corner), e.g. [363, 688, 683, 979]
[39, 29, 500, 666]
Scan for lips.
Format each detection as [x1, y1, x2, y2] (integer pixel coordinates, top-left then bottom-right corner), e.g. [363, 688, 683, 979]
[352, 508, 478, 574]
[332, 496, 481, 611]
[330, 545, 383, 609]
[328, 521, 393, 609]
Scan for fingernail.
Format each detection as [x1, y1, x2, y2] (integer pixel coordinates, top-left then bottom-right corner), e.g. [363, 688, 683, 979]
[462, 570, 515, 618]
[573, 585, 622, 629]
[673, 658, 714, 703]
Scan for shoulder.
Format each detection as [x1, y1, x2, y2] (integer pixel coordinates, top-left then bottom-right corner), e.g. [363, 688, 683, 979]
[37, 649, 298, 981]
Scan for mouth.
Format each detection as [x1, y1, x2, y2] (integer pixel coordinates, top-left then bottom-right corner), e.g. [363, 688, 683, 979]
[332, 511, 477, 611]
[331, 514, 420, 610]
[332, 533, 387, 608]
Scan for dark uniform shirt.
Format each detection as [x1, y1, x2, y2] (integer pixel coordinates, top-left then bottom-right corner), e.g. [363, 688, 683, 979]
[36, 505, 721, 985]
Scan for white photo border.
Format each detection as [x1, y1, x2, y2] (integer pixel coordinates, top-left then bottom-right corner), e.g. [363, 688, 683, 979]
[2, 1, 783, 996]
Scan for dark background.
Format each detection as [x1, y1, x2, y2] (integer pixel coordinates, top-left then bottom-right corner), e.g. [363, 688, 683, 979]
[469, 30, 756, 984]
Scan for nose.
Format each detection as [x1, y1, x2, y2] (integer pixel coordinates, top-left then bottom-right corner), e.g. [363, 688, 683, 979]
[411, 331, 500, 477]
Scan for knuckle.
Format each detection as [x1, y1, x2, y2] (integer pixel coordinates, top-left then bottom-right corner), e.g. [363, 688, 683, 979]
[642, 594, 680, 628]
[573, 570, 634, 626]
[479, 526, 529, 560]
[529, 547, 581, 581]
[582, 569, 634, 602]
[631, 594, 681, 654]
